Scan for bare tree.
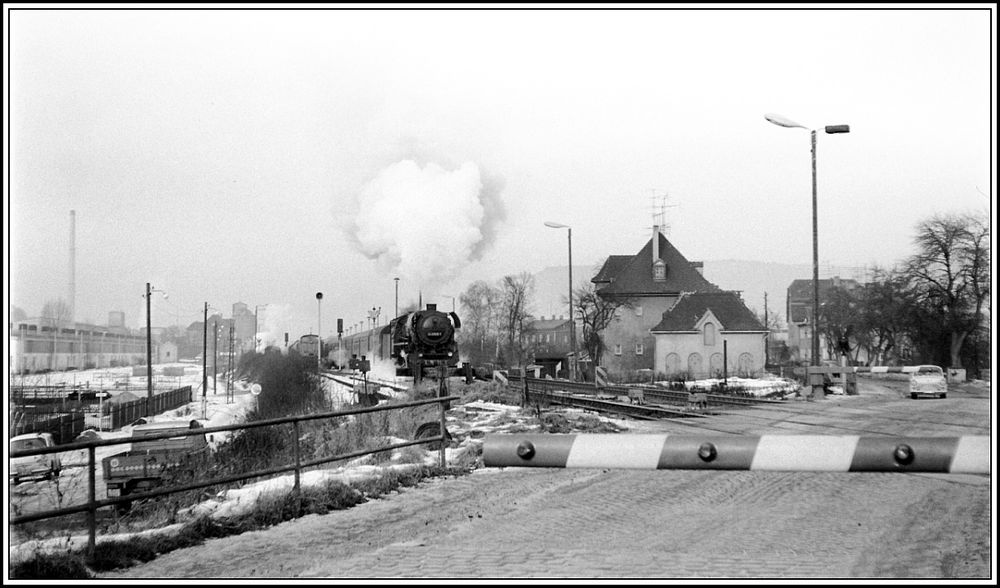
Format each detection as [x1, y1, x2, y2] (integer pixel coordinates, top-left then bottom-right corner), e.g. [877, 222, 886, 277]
[498, 272, 535, 369]
[907, 211, 991, 368]
[458, 280, 503, 364]
[573, 282, 632, 368]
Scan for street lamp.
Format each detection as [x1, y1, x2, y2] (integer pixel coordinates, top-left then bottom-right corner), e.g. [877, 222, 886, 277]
[765, 113, 850, 372]
[315, 292, 323, 370]
[544, 221, 577, 381]
[144, 283, 167, 416]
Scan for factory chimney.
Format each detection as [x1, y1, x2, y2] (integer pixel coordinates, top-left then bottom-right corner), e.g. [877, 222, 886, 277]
[69, 210, 76, 321]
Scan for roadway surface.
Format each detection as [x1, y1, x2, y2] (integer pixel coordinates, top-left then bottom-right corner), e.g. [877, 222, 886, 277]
[98, 377, 994, 580]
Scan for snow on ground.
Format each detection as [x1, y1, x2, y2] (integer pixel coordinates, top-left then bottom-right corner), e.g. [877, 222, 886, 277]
[657, 374, 802, 397]
[8, 366, 801, 563]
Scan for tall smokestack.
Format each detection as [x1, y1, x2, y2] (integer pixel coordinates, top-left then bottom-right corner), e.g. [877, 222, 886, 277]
[69, 210, 76, 321]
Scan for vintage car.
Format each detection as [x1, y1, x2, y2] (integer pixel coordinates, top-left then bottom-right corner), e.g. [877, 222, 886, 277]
[11, 432, 62, 484]
[910, 365, 948, 399]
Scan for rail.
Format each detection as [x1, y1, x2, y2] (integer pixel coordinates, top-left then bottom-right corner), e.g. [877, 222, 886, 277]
[508, 374, 786, 409]
[9, 394, 458, 558]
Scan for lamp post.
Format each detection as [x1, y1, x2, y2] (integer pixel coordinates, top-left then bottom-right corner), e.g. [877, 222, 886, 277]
[765, 113, 850, 370]
[544, 221, 576, 381]
[316, 292, 323, 371]
[145, 283, 167, 416]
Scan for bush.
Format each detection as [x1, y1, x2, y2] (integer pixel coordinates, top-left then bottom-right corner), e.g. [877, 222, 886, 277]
[11, 553, 93, 579]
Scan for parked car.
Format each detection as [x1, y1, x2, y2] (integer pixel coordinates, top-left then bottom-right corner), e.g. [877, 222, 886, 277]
[10, 432, 62, 484]
[910, 365, 948, 399]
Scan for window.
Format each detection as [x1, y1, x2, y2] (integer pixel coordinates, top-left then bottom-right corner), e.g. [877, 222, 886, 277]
[704, 323, 716, 346]
[613, 344, 622, 356]
[635, 343, 644, 356]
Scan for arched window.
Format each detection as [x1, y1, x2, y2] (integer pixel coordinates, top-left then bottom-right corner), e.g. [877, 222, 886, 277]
[665, 353, 681, 375]
[687, 353, 704, 378]
[704, 323, 716, 346]
[710, 353, 724, 377]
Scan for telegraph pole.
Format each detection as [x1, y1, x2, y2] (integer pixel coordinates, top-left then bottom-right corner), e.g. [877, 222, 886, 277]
[764, 292, 769, 369]
[202, 302, 208, 401]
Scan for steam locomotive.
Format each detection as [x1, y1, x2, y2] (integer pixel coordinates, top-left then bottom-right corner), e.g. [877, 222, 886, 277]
[335, 304, 465, 385]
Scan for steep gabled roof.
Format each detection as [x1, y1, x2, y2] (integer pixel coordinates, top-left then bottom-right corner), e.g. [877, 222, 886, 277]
[593, 233, 719, 297]
[651, 291, 766, 332]
[592, 256, 632, 285]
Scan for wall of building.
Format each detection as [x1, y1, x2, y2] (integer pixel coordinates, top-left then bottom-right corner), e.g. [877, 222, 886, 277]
[10, 323, 151, 373]
[600, 295, 678, 375]
[653, 330, 767, 379]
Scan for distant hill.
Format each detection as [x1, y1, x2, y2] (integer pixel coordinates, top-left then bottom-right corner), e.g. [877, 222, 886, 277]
[530, 264, 598, 320]
[700, 260, 812, 326]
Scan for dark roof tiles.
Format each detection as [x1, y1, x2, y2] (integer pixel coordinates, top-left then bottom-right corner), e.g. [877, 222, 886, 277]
[651, 291, 766, 332]
[593, 233, 719, 296]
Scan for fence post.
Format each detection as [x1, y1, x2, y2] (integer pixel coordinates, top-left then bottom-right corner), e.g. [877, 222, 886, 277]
[439, 396, 447, 468]
[87, 445, 96, 559]
[292, 420, 301, 492]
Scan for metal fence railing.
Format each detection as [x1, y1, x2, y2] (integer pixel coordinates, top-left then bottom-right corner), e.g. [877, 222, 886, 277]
[10, 394, 458, 559]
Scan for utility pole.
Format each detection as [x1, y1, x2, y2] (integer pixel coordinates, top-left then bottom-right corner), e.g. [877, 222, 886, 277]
[202, 302, 208, 402]
[146, 283, 153, 416]
[764, 292, 769, 369]
[213, 320, 219, 394]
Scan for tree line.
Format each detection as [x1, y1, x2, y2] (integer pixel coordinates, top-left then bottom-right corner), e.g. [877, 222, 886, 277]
[819, 211, 990, 375]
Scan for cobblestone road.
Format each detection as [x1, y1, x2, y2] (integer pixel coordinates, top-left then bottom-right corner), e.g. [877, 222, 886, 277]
[99, 379, 994, 580]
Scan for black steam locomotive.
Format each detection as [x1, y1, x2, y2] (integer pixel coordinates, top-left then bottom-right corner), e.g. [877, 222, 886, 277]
[337, 304, 464, 385]
[389, 304, 462, 384]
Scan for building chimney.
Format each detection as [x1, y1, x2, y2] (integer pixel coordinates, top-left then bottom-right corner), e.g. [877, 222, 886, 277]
[652, 225, 660, 262]
[652, 225, 666, 281]
[690, 261, 704, 275]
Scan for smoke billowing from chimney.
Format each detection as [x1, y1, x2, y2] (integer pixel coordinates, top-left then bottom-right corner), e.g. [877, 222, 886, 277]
[350, 159, 505, 288]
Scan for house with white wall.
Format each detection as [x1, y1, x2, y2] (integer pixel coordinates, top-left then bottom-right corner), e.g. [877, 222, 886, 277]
[651, 291, 768, 378]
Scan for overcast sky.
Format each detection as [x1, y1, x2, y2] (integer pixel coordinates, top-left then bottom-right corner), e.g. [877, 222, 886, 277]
[5, 5, 994, 343]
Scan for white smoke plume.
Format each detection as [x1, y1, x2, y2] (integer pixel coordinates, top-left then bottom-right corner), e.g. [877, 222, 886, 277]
[255, 303, 293, 351]
[350, 159, 505, 290]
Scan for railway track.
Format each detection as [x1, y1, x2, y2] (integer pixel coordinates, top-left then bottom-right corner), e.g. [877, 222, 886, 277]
[525, 388, 704, 420]
[510, 375, 787, 411]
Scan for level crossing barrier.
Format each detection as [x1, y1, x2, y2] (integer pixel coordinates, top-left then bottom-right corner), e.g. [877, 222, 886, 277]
[483, 434, 990, 474]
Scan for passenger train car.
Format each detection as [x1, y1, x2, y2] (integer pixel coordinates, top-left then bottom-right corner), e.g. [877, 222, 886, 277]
[291, 334, 321, 359]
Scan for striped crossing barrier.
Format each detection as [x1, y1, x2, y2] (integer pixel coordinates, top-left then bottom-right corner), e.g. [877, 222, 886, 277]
[483, 434, 991, 474]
